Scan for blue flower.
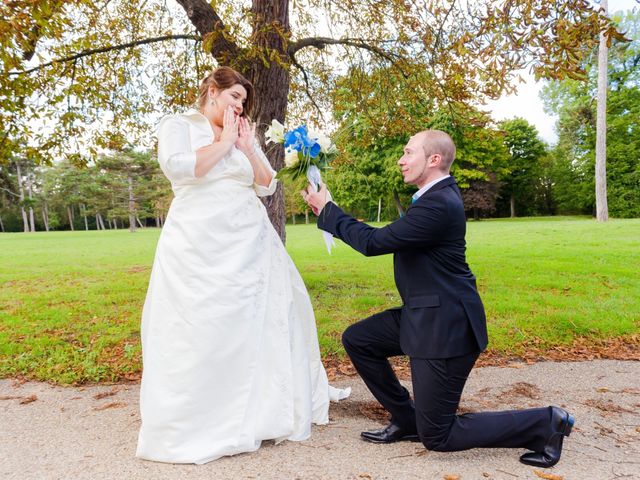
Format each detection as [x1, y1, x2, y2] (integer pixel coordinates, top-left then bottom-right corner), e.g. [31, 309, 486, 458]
[283, 125, 310, 151]
[283, 124, 323, 159]
[307, 142, 321, 158]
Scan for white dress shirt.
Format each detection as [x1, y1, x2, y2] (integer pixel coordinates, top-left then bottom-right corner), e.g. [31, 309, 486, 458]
[411, 174, 451, 203]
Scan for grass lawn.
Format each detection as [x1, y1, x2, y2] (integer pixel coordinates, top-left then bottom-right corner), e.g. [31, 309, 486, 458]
[1, 217, 639, 384]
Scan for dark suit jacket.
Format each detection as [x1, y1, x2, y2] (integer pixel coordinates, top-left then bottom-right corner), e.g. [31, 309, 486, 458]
[317, 176, 488, 359]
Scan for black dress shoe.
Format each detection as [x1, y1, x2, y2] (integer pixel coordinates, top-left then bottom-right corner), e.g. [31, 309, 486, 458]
[361, 423, 420, 444]
[520, 406, 575, 468]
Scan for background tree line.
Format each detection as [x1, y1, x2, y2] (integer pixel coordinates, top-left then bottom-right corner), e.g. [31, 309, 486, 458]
[0, 151, 171, 232]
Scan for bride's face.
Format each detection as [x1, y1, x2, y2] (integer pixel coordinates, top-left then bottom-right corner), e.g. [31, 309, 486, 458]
[210, 84, 247, 125]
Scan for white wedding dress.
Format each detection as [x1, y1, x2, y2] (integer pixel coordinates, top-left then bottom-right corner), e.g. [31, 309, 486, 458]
[136, 110, 348, 464]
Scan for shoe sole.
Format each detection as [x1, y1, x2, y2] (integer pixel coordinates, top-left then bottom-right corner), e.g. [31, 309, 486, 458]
[360, 435, 420, 444]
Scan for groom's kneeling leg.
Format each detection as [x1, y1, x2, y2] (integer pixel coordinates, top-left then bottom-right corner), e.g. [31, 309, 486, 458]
[411, 352, 479, 451]
[342, 310, 416, 432]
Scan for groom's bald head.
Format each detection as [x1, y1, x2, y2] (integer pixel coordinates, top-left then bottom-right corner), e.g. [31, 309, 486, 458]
[415, 130, 456, 173]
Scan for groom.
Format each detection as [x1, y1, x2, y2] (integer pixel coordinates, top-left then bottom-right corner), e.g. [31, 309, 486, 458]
[302, 130, 574, 468]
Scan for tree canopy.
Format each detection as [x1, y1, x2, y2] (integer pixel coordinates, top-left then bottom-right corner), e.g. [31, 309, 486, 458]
[1, 0, 627, 236]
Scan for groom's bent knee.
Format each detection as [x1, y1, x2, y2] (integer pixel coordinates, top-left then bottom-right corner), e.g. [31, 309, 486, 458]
[341, 325, 357, 352]
[342, 322, 369, 356]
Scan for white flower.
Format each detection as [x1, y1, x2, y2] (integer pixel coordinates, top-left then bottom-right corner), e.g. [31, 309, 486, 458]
[307, 128, 320, 141]
[284, 148, 299, 167]
[317, 134, 336, 154]
[265, 119, 285, 144]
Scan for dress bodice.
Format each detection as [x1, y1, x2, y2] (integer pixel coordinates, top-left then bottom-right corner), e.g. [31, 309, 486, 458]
[156, 109, 276, 197]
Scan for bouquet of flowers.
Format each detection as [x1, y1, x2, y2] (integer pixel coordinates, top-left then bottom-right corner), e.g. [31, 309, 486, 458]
[265, 119, 338, 252]
[265, 120, 337, 189]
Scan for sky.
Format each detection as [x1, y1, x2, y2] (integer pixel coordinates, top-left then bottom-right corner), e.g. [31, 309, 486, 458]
[486, 0, 639, 145]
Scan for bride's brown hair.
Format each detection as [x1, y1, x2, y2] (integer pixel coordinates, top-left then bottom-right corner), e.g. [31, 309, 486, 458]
[198, 66, 254, 118]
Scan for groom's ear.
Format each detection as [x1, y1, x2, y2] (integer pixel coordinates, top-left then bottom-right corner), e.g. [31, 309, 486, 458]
[429, 153, 442, 168]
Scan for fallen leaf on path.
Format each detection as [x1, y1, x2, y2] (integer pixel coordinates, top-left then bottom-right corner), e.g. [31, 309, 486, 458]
[358, 474, 372, 479]
[338, 364, 356, 376]
[622, 388, 640, 395]
[93, 388, 119, 400]
[506, 363, 525, 368]
[1, 395, 37, 404]
[93, 402, 126, 411]
[501, 382, 541, 400]
[482, 474, 490, 478]
[636, 427, 640, 433]
[596, 387, 610, 393]
[584, 399, 634, 414]
[533, 470, 563, 480]
[358, 401, 390, 423]
[443, 475, 460, 480]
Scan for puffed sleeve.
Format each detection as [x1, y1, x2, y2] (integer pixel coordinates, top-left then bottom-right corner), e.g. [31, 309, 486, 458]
[157, 115, 197, 183]
[252, 139, 278, 197]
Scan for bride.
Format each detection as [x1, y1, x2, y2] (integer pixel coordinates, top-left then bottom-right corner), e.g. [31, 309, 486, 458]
[136, 66, 348, 464]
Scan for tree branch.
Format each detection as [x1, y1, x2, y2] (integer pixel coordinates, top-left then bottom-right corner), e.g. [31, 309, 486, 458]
[9, 35, 201, 76]
[288, 36, 404, 73]
[0, 186, 20, 198]
[173, 0, 241, 63]
[289, 55, 323, 118]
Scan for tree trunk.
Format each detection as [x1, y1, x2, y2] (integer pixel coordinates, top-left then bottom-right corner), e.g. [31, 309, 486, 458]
[15, 162, 29, 232]
[377, 197, 382, 222]
[0, 215, 4, 232]
[291, 214, 295, 225]
[595, 0, 609, 222]
[26, 173, 36, 232]
[304, 210, 309, 224]
[136, 216, 144, 228]
[81, 204, 89, 230]
[128, 175, 136, 232]
[393, 191, 405, 218]
[67, 206, 74, 231]
[510, 195, 516, 218]
[245, 0, 290, 244]
[44, 203, 50, 231]
[96, 213, 106, 230]
[42, 207, 49, 232]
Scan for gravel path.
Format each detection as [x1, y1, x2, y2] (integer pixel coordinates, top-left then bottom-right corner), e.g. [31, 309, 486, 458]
[1, 360, 639, 480]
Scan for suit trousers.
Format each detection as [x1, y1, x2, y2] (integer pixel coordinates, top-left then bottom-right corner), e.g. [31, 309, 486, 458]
[342, 308, 553, 452]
